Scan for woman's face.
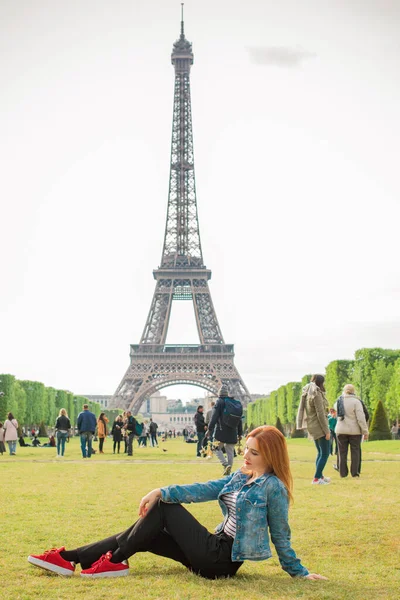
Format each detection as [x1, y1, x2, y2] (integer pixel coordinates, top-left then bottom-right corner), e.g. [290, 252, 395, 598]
[243, 436, 268, 475]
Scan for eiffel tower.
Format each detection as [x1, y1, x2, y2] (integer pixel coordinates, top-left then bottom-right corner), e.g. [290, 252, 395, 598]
[111, 11, 250, 413]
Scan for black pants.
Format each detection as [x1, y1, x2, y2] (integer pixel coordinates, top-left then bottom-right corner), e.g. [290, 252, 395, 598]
[113, 440, 120, 453]
[76, 500, 242, 579]
[337, 434, 361, 477]
[99, 438, 105, 452]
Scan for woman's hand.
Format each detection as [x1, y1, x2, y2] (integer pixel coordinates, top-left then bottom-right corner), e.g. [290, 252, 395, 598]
[325, 432, 330, 441]
[138, 488, 161, 518]
[305, 573, 328, 580]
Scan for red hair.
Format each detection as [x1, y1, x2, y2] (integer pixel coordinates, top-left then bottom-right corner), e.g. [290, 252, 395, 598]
[243, 426, 293, 503]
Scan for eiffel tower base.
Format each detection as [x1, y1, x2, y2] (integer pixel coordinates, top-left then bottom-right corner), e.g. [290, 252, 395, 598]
[112, 344, 250, 413]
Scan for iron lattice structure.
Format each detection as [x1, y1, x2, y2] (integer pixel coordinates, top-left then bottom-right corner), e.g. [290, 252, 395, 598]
[111, 17, 250, 413]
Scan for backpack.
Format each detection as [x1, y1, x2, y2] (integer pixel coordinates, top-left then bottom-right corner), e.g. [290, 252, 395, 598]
[135, 421, 143, 436]
[221, 397, 243, 429]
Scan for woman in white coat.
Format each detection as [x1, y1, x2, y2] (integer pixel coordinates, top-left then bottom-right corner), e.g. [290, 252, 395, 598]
[3, 412, 19, 456]
[334, 385, 368, 478]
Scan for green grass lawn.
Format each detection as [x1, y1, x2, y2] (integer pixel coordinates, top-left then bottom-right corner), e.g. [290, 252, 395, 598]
[1, 437, 399, 599]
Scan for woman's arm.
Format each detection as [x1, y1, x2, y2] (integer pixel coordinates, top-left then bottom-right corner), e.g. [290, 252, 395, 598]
[138, 476, 228, 517]
[314, 392, 330, 437]
[354, 400, 368, 436]
[267, 483, 309, 577]
[161, 476, 229, 505]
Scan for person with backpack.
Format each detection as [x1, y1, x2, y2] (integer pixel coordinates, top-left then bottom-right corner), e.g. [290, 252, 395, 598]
[206, 384, 243, 475]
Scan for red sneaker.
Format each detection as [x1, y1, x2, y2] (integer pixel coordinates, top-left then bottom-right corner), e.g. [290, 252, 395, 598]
[28, 546, 75, 576]
[80, 551, 129, 578]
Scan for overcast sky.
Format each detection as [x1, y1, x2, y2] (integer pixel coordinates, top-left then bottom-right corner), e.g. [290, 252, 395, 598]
[1, 0, 399, 402]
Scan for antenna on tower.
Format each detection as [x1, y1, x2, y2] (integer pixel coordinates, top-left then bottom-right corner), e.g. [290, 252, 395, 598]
[181, 3, 185, 37]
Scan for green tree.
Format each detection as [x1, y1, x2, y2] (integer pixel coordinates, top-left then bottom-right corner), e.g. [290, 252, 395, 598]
[325, 360, 354, 405]
[369, 400, 391, 441]
[353, 348, 400, 409]
[14, 381, 27, 424]
[266, 391, 277, 426]
[45, 387, 58, 426]
[386, 358, 400, 422]
[0, 374, 16, 420]
[286, 382, 301, 426]
[301, 374, 312, 387]
[275, 416, 285, 435]
[20, 381, 46, 425]
[370, 360, 394, 413]
[277, 385, 287, 425]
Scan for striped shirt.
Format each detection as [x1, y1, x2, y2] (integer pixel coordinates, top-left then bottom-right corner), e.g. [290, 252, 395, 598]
[221, 491, 239, 538]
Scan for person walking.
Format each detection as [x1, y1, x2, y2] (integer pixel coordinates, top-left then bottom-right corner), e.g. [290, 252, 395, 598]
[296, 375, 330, 485]
[0, 422, 6, 455]
[97, 413, 109, 454]
[206, 385, 243, 475]
[55, 408, 71, 457]
[334, 384, 368, 478]
[112, 415, 124, 454]
[328, 409, 337, 456]
[125, 411, 137, 457]
[3, 412, 18, 456]
[28, 426, 327, 582]
[138, 421, 147, 447]
[149, 419, 158, 447]
[193, 406, 207, 457]
[77, 404, 97, 459]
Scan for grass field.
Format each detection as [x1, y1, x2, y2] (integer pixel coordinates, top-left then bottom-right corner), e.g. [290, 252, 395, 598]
[1, 437, 399, 599]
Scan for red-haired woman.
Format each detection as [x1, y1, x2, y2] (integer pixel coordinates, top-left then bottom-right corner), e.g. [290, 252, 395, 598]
[28, 426, 327, 582]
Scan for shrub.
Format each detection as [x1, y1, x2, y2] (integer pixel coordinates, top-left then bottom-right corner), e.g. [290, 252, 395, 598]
[275, 417, 285, 436]
[369, 400, 391, 441]
[291, 427, 305, 439]
[38, 420, 48, 437]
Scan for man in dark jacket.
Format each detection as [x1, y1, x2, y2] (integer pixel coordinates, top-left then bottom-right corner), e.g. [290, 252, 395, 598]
[149, 418, 158, 447]
[207, 384, 243, 475]
[126, 411, 137, 456]
[193, 405, 207, 457]
[77, 404, 97, 458]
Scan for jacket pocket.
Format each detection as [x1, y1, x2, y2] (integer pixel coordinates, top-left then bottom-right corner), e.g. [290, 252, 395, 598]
[244, 499, 267, 522]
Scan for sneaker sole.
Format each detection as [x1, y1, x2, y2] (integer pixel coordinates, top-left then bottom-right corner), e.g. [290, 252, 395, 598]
[80, 569, 129, 578]
[28, 556, 74, 576]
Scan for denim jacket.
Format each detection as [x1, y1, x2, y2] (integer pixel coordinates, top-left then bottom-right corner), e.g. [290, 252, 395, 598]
[161, 470, 309, 577]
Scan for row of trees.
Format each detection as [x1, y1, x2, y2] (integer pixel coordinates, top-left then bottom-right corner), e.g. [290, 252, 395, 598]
[0, 374, 118, 428]
[246, 348, 400, 431]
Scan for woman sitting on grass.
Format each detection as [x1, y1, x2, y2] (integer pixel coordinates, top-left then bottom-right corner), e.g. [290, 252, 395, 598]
[28, 426, 327, 582]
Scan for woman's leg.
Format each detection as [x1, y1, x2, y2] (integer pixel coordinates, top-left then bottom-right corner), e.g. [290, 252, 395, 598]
[337, 434, 349, 477]
[56, 433, 61, 456]
[76, 501, 241, 578]
[99, 438, 104, 452]
[313, 439, 322, 478]
[314, 437, 330, 479]
[113, 440, 116, 453]
[349, 435, 361, 477]
[117, 441, 120, 453]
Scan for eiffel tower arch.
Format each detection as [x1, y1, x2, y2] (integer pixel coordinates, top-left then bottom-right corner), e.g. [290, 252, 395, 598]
[111, 13, 250, 413]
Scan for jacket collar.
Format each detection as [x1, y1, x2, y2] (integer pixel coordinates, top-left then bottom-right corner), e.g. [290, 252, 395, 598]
[231, 471, 273, 486]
